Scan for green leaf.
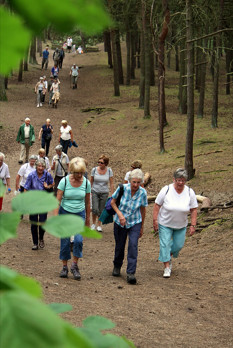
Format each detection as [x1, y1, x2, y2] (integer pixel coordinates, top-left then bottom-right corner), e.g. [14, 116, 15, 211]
[0, 291, 67, 348]
[10, 0, 111, 34]
[64, 325, 95, 348]
[42, 215, 84, 238]
[105, 333, 135, 348]
[0, 181, 5, 198]
[11, 191, 58, 214]
[0, 266, 42, 298]
[0, 212, 21, 245]
[83, 316, 115, 331]
[48, 303, 72, 314]
[81, 226, 102, 239]
[0, 7, 31, 75]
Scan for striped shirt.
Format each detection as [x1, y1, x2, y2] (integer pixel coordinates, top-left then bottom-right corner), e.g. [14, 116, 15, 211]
[112, 183, 148, 228]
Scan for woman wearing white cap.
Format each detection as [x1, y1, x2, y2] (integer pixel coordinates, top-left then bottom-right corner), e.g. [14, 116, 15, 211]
[35, 77, 45, 107]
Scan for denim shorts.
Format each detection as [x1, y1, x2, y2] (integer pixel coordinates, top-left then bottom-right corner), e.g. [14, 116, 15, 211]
[59, 206, 85, 260]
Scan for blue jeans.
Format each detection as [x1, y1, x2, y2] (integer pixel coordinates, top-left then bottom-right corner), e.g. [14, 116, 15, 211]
[41, 137, 51, 156]
[59, 206, 85, 260]
[113, 222, 142, 274]
[60, 138, 70, 154]
[158, 224, 187, 262]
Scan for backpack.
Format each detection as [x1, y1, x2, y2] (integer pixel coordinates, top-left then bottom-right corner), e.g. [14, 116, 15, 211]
[105, 184, 124, 216]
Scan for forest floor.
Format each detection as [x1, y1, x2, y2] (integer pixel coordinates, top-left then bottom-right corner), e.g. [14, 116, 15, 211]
[0, 42, 233, 348]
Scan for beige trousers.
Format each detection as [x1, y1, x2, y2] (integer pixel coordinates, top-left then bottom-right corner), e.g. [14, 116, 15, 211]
[19, 139, 30, 162]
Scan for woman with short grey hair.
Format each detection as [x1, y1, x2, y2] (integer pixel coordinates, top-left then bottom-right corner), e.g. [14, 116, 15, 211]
[0, 152, 11, 211]
[51, 145, 69, 196]
[24, 157, 54, 250]
[153, 168, 198, 278]
[128, 168, 144, 182]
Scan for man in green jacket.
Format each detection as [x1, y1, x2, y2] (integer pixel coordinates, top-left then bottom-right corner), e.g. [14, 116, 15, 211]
[17, 118, 35, 164]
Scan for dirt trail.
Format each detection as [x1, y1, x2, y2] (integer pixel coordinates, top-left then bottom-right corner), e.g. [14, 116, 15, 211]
[0, 44, 232, 348]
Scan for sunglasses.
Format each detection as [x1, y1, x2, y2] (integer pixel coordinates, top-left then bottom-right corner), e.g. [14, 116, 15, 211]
[98, 161, 105, 164]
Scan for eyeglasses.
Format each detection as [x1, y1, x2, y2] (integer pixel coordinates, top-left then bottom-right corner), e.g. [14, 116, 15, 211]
[98, 161, 105, 164]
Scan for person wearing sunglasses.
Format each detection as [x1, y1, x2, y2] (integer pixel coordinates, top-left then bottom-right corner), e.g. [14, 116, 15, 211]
[153, 168, 198, 278]
[90, 154, 114, 232]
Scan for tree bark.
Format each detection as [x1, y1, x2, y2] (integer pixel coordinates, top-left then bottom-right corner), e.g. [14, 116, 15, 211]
[185, 0, 195, 180]
[18, 60, 23, 82]
[150, 44, 155, 86]
[175, 44, 179, 71]
[29, 37, 38, 64]
[178, 39, 187, 114]
[126, 30, 131, 85]
[116, 29, 124, 85]
[139, 25, 145, 108]
[110, 29, 120, 96]
[104, 31, 113, 68]
[197, 39, 207, 118]
[143, 4, 151, 118]
[37, 37, 42, 57]
[4, 76, 8, 90]
[24, 48, 29, 71]
[0, 75, 7, 101]
[130, 31, 136, 79]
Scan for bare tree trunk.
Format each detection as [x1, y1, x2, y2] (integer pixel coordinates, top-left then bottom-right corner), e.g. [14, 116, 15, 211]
[130, 31, 136, 79]
[4, 76, 8, 90]
[126, 30, 131, 85]
[179, 39, 187, 114]
[197, 39, 207, 118]
[139, 27, 145, 108]
[211, 38, 220, 128]
[185, 0, 195, 180]
[158, 0, 170, 153]
[143, 4, 151, 118]
[116, 29, 124, 85]
[18, 60, 23, 82]
[24, 48, 29, 71]
[175, 44, 179, 71]
[110, 29, 120, 96]
[150, 44, 155, 86]
[0, 76, 7, 101]
[104, 31, 113, 68]
[29, 37, 38, 64]
[37, 37, 42, 57]
[195, 38, 202, 91]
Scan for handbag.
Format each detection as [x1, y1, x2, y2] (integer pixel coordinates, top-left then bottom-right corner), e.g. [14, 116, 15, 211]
[99, 184, 124, 224]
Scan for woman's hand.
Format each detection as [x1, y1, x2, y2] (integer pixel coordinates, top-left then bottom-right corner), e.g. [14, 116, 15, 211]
[189, 225, 195, 236]
[119, 214, 126, 227]
[153, 220, 158, 232]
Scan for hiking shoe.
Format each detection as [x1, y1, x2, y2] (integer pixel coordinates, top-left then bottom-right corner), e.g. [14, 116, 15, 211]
[112, 267, 121, 277]
[37, 104, 39, 108]
[97, 226, 102, 232]
[163, 267, 171, 278]
[127, 273, 137, 285]
[70, 264, 81, 280]
[32, 244, 38, 250]
[39, 240, 45, 249]
[60, 266, 68, 278]
[91, 224, 96, 230]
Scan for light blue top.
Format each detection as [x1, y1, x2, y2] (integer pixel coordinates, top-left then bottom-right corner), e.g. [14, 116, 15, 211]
[58, 175, 91, 213]
[112, 183, 148, 228]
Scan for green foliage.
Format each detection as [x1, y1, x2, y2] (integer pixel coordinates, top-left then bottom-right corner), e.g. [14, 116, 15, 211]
[0, 189, 134, 348]
[0, 0, 111, 74]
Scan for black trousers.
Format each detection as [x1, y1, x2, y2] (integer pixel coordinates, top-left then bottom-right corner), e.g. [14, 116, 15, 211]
[30, 213, 48, 245]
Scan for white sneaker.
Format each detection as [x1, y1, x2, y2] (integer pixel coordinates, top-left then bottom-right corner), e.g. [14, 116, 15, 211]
[97, 226, 102, 232]
[70, 236, 74, 243]
[37, 104, 39, 107]
[91, 224, 96, 230]
[169, 260, 172, 271]
[163, 267, 171, 278]
[40, 103, 42, 106]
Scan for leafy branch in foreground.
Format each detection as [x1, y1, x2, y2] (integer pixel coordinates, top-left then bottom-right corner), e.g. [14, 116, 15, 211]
[0, 184, 135, 348]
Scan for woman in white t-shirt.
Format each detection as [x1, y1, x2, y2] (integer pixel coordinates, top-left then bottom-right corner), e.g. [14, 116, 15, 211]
[153, 168, 198, 278]
[16, 155, 37, 192]
[59, 120, 73, 154]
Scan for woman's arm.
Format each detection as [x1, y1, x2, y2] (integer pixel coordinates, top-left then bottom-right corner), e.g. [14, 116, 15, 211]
[111, 198, 126, 227]
[38, 128, 43, 141]
[90, 176, 94, 187]
[85, 193, 91, 227]
[6, 178, 11, 191]
[58, 131, 61, 143]
[54, 189, 63, 215]
[109, 176, 114, 195]
[15, 174, 21, 191]
[69, 129, 74, 142]
[139, 206, 146, 238]
[153, 203, 161, 231]
[189, 208, 197, 236]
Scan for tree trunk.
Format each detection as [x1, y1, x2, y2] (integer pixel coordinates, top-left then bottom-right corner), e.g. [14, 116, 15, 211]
[178, 39, 187, 114]
[225, 44, 233, 95]
[29, 37, 38, 64]
[116, 29, 124, 85]
[130, 31, 136, 79]
[110, 29, 120, 96]
[4, 76, 8, 90]
[18, 60, 23, 82]
[139, 26, 145, 108]
[150, 44, 155, 86]
[24, 48, 29, 71]
[37, 37, 42, 57]
[0, 75, 7, 101]
[158, 0, 170, 153]
[211, 37, 220, 128]
[80, 32, 87, 53]
[126, 30, 131, 85]
[175, 44, 179, 71]
[195, 39, 202, 91]
[143, 5, 151, 118]
[185, 0, 195, 180]
[197, 39, 207, 118]
[104, 31, 113, 68]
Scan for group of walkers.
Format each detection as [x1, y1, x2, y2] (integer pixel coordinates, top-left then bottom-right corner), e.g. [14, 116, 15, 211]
[1, 115, 198, 284]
